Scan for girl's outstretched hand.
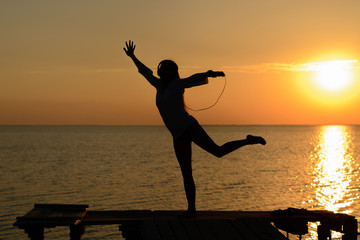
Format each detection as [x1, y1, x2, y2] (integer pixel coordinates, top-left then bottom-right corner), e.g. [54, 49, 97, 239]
[124, 40, 136, 57]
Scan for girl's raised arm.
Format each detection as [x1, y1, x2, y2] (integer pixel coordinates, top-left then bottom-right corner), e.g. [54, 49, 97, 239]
[124, 40, 159, 88]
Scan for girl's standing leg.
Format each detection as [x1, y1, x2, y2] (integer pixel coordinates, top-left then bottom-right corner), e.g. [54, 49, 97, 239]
[173, 134, 196, 213]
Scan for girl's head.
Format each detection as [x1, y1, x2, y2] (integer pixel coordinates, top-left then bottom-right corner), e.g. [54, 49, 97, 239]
[157, 60, 179, 81]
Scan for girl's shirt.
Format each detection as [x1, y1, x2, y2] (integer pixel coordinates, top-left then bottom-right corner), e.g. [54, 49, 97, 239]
[137, 63, 208, 138]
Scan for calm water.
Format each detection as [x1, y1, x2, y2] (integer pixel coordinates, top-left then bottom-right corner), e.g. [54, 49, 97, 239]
[1, 125, 360, 239]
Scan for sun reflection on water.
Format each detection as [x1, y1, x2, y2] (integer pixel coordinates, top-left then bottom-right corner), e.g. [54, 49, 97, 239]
[307, 126, 359, 239]
[313, 126, 354, 214]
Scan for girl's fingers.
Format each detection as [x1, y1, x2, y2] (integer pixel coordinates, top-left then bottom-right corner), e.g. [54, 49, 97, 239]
[124, 41, 135, 56]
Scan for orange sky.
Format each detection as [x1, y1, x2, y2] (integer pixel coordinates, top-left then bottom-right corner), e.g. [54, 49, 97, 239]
[1, 0, 360, 125]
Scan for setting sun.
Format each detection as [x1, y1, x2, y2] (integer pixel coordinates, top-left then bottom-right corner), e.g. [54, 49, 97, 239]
[310, 60, 356, 93]
[293, 59, 360, 111]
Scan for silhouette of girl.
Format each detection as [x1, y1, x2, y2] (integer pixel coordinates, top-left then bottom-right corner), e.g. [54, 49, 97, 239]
[124, 40, 266, 214]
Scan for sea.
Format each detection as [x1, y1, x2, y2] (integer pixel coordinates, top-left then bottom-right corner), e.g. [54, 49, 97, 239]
[1, 125, 359, 239]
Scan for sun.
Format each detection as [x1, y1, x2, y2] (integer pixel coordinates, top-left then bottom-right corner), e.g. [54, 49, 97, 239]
[311, 60, 355, 93]
[295, 59, 360, 106]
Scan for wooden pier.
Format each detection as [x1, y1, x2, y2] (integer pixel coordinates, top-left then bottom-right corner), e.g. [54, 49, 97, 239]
[14, 204, 358, 240]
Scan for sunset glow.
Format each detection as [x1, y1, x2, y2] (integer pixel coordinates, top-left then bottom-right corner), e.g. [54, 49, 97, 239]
[1, 1, 360, 125]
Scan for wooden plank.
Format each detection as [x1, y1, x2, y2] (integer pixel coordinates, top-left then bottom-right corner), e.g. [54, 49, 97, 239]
[255, 219, 288, 240]
[196, 220, 218, 240]
[181, 219, 205, 240]
[157, 220, 176, 240]
[17, 208, 358, 223]
[207, 220, 227, 240]
[82, 210, 152, 224]
[28, 204, 87, 219]
[82, 209, 357, 223]
[168, 220, 190, 240]
[232, 219, 260, 240]
[14, 206, 358, 240]
[142, 220, 162, 240]
[34, 204, 89, 209]
[14, 204, 88, 227]
[242, 218, 278, 240]
[214, 219, 245, 240]
[208, 219, 243, 240]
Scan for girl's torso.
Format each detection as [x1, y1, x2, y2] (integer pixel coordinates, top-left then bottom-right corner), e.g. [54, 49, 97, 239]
[156, 80, 197, 138]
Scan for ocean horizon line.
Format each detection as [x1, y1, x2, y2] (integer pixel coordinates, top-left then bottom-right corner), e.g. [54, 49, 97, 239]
[0, 124, 359, 127]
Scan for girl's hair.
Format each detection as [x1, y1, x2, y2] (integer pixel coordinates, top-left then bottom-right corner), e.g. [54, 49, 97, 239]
[157, 60, 180, 81]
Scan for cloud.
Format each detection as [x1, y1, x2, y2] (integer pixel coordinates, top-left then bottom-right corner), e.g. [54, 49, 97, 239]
[222, 60, 360, 73]
[221, 63, 300, 73]
[292, 60, 360, 71]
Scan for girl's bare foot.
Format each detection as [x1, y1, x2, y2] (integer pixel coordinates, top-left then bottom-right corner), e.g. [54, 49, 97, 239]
[246, 135, 266, 145]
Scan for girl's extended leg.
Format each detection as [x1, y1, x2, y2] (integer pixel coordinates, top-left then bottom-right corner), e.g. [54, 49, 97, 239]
[188, 123, 265, 158]
[173, 135, 196, 213]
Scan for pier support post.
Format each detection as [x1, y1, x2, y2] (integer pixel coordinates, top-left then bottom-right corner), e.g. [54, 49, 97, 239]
[317, 223, 331, 240]
[70, 224, 86, 240]
[342, 219, 357, 240]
